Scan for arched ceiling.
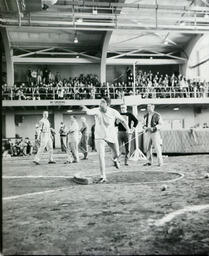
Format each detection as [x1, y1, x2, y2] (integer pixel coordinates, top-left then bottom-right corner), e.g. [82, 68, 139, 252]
[0, 0, 209, 60]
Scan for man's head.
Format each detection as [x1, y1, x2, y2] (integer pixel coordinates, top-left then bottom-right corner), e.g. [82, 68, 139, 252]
[69, 115, 75, 122]
[120, 104, 127, 114]
[43, 111, 48, 118]
[100, 97, 111, 113]
[147, 104, 155, 113]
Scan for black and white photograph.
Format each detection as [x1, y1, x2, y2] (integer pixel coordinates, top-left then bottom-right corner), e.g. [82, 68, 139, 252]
[1, 0, 209, 255]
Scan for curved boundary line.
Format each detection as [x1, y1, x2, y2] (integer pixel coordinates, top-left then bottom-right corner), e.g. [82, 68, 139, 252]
[155, 204, 209, 226]
[3, 171, 184, 185]
[3, 171, 184, 201]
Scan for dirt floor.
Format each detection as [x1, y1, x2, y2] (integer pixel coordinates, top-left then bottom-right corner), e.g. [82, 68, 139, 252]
[2, 151, 209, 255]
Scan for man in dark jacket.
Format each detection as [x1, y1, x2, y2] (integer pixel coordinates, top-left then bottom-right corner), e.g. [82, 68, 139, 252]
[116, 104, 138, 165]
[143, 104, 163, 166]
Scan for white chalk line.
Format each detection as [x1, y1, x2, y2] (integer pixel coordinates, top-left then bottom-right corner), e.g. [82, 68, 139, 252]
[155, 204, 209, 226]
[3, 175, 73, 179]
[3, 170, 184, 184]
[3, 188, 69, 201]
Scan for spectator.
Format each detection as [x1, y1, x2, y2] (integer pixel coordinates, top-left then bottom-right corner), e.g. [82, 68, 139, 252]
[23, 137, 33, 155]
[59, 122, 67, 152]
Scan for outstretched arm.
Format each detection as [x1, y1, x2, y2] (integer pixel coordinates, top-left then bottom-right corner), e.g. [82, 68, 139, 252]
[82, 106, 99, 116]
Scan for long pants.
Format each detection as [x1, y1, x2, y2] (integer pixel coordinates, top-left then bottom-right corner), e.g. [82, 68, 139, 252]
[67, 141, 79, 162]
[146, 131, 163, 165]
[95, 139, 119, 179]
[79, 134, 88, 157]
[118, 131, 129, 161]
[60, 136, 67, 152]
[34, 133, 53, 162]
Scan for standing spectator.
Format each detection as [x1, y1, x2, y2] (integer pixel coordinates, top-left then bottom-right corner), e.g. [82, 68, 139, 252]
[43, 67, 50, 84]
[91, 123, 96, 151]
[34, 124, 40, 153]
[33, 111, 56, 165]
[59, 122, 67, 152]
[79, 117, 89, 160]
[65, 116, 79, 164]
[143, 104, 163, 167]
[55, 72, 62, 83]
[116, 104, 138, 166]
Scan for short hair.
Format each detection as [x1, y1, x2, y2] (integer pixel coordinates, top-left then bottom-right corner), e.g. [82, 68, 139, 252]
[102, 97, 111, 106]
[43, 111, 48, 115]
[147, 104, 155, 109]
[120, 104, 127, 108]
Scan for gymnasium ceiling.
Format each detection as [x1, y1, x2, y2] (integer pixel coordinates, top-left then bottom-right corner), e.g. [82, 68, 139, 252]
[0, 0, 209, 59]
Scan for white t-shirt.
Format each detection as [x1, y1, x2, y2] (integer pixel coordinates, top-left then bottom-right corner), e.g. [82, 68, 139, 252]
[86, 107, 122, 143]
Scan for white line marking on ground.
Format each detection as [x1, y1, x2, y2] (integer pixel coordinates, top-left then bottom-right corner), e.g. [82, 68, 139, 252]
[155, 204, 209, 226]
[3, 175, 73, 179]
[3, 171, 184, 185]
[3, 188, 68, 201]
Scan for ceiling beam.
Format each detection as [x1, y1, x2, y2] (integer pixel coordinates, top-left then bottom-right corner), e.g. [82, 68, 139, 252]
[145, 50, 187, 61]
[2, 23, 208, 34]
[12, 57, 100, 64]
[107, 58, 185, 65]
[61, 48, 101, 60]
[16, 47, 56, 57]
[108, 48, 153, 60]
[189, 56, 209, 68]
[55, 1, 209, 12]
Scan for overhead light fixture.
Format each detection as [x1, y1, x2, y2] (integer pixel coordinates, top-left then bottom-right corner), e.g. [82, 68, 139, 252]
[42, 0, 58, 10]
[173, 107, 179, 111]
[92, 8, 98, 15]
[204, 12, 209, 18]
[76, 55, 79, 58]
[179, 21, 185, 26]
[74, 32, 78, 44]
[77, 18, 83, 23]
[140, 108, 146, 111]
[67, 110, 72, 113]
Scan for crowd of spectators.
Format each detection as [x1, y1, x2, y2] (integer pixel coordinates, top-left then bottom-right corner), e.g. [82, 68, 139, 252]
[2, 136, 33, 157]
[2, 67, 209, 100]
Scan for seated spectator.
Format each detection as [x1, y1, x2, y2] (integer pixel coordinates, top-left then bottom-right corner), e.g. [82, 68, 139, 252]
[23, 137, 33, 155]
[13, 138, 25, 156]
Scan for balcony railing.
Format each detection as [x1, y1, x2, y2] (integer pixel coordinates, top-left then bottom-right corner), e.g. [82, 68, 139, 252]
[2, 86, 209, 100]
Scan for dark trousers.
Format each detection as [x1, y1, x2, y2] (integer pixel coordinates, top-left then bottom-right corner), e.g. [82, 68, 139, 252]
[118, 131, 129, 160]
[60, 136, 67, 152]
[79, 134, 88, 157]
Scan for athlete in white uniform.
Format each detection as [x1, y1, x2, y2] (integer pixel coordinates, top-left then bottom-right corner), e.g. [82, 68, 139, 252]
[82, 97, 129, 183]
[33, 111, 56, 165]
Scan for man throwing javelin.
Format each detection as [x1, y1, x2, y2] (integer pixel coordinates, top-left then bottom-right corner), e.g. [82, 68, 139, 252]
[82, 97, 129, 183]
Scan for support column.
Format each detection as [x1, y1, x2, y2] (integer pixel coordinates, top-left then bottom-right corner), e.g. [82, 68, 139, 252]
[54, 112, 63, 148]
[100, 31, 112, 84]
[5, 112, 16, 138]
[133, 62, 136, 95]
[0, 28, 14, 86]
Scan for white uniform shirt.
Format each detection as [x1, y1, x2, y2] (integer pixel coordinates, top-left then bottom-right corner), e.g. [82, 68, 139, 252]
[86, 107, 122, 143]
[39, 118, 51, 133]
[68, 120, 79, 142]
